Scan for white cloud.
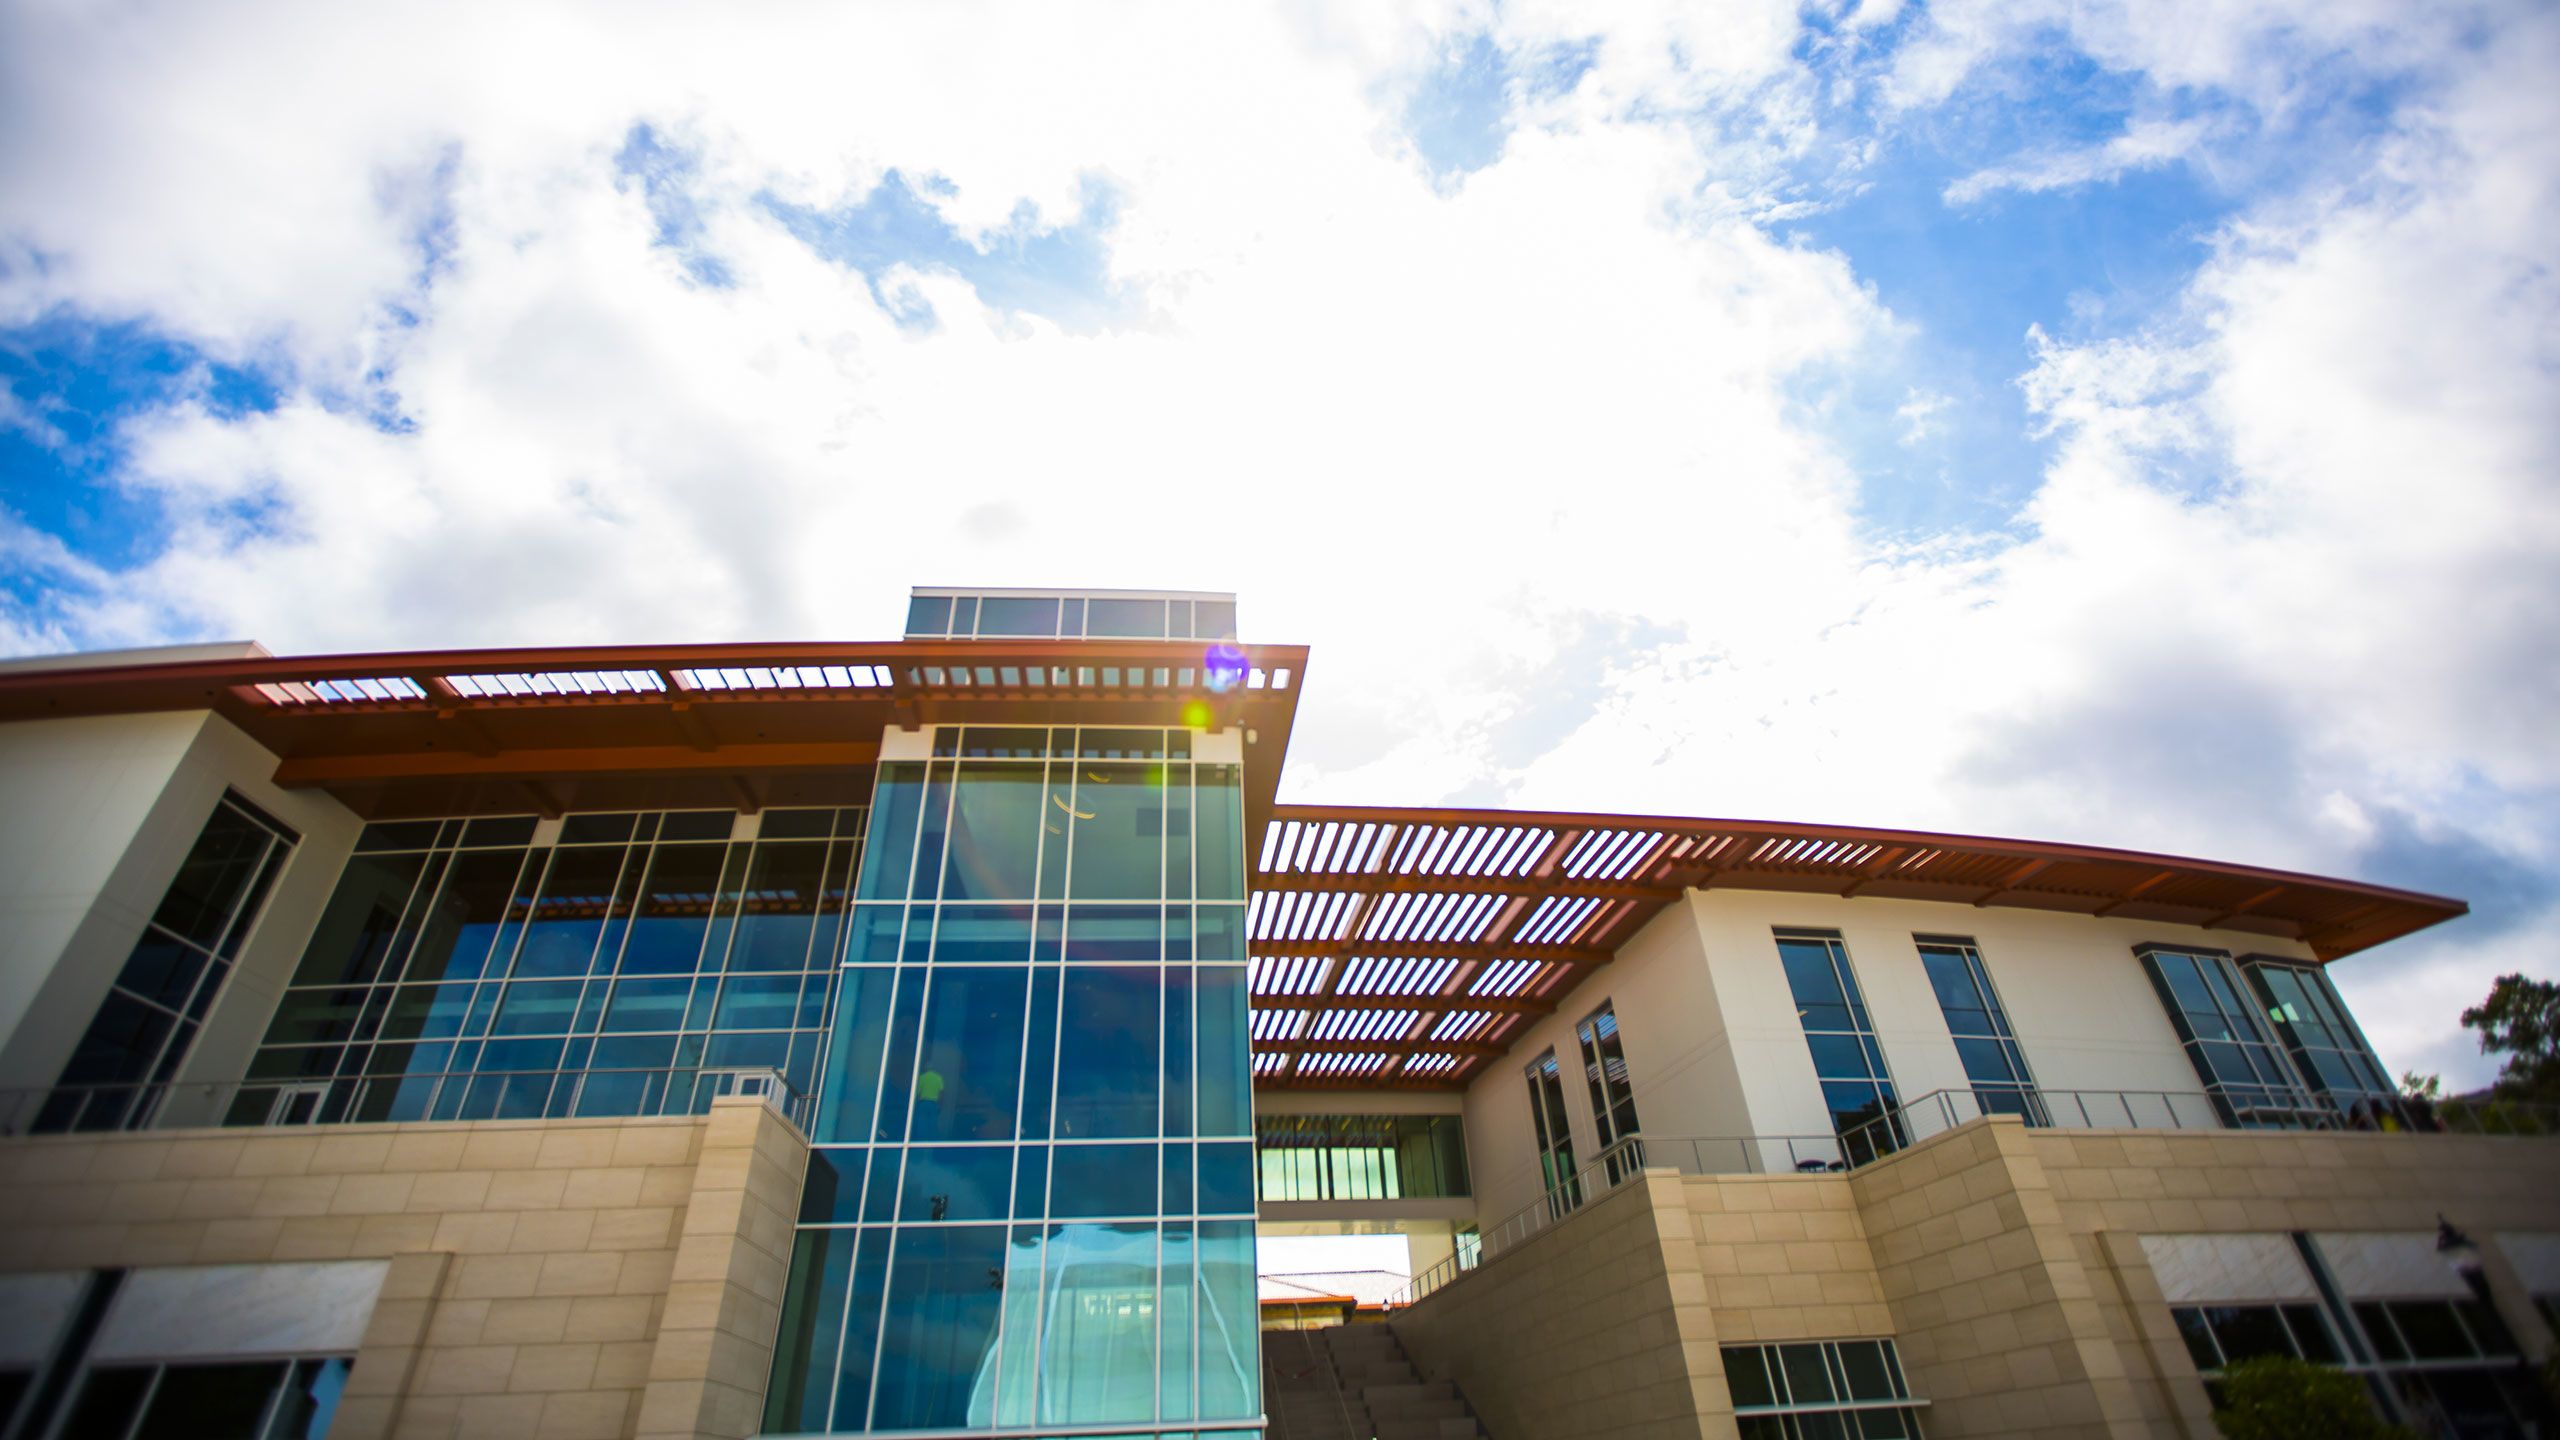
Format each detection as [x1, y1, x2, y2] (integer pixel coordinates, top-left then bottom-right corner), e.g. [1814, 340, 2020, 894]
[3, 0, 2555, 1086]
[1943, 117, 2207, 205]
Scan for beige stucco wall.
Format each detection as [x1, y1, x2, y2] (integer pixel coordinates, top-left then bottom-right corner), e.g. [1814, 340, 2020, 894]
[0, 1095, 807, 1440]
[1398, 1119, 2560, 1440]
[1457, 885, 2334, 1237]
[0, 709, 362, 1092]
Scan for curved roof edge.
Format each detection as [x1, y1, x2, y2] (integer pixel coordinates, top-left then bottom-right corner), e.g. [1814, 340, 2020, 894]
[1246, 802, 2465, 1090]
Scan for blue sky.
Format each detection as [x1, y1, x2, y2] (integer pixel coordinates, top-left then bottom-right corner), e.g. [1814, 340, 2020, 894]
[1, 0, 2554, 1087]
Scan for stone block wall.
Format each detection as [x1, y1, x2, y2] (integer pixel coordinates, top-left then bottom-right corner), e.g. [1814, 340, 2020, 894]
[0, 1096, 808, 1440]
[1403, 1121, 2560, 1440]
[1394, 1171, 1738, 1440]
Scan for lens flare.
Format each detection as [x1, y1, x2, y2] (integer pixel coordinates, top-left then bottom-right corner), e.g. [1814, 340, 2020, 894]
[1203, 642, 1248, 694]
[1179, 698, 1214, 729]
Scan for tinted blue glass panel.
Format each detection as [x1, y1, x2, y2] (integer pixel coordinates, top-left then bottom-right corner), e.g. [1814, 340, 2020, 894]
[857, 770, 925, 901]
[728, 842, 828, 970]
[1068, 769, 1163, 899]
[711, 974, 799, 1032]
[1193, 767, 1244, 901]
[1196, 1220, 1259, 1419]
[1086, 597, 1168, 638]
[1053, 1143, 1157, 1217]
[930, 905, 1034, 964]
[816, 968, 898, 1143]
[800, 1149, 861, 1224]
[1056, 967, 1160, 1138]
[901, 1146, 1015, 1222]
[910, 967, 1028, 1143]
[402, 850, 528, 983]
[489, 981, 581, 1036]
[1196, 1142, 1255, 1215]
[870, 1224, 1009, 1429]
[941, 764, 1045, 901]
[514, 869, 618, 983]
[1039, 1222, 1160, 1426]
[845, 906, 902, 965]
[1161, 1143, 1193, 1214]
[1194, 967, 1250, 1138]
[1066, 905, 1161, 964]
[905, 593, 953, 636]
[765, 1229, 855, 1432]
[601, 978, 689, 1032]
[977, 596, 1061, 637]
[830, 1229, 892, 1428]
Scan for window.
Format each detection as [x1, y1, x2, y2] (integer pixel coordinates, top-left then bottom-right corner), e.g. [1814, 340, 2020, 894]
[2239, 958, 2395, 1121]
[1721, 1339, 1926, 1439]
[2138, 947, 2313, 1128]
[1254, 1114, 1469, 1201]
[1775, 930, 1905, 1163]
[240, 805, 866, 1126]
[42, 794, 297, 1131]
[56, 1356, 350, 1440]
[2170, 1303, 2344, 1373]
[1915, 939, 2043, 1124]
[1576, 1001, 1643, 1182]
[1525, 1050, 1581, 1217]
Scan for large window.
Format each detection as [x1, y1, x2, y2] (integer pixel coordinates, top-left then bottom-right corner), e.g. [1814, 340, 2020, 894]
[2177, 1298, 2540, 1437]
[2139, 947, 2314, 1128]
[53, 1356, 349, 1439]
[42, 794, 297, 1132]
[906, 590, 1240, 643]
[1776, 930, 1905, 1163]
[1525, 1049, 1581, 1217]
[1721, 1339, 1927, 1438]
[1255, 1113, 1469, 1201]
[2240, 957, 2395, 1120]
[1915, 938, 2043, 1124]
[1576, 1001, 1643, 1181]
[238, 805, 863, 1125]
[767, 727, 1257, 1437]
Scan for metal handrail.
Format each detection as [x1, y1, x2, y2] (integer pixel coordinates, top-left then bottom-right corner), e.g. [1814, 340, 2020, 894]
[1386, 1084, 2560, 1309]
[0, 1066, 811, 1137]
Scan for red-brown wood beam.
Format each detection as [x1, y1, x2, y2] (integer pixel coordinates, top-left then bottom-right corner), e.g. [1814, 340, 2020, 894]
[1245, 940, 1610, 965]
[274, 740, 881, 786]
[2202, 885, 2291, 930]
[1973, 857, 2055, 907]
[2093, 870, 2180, 917]
[1256, 874, 1680, 902]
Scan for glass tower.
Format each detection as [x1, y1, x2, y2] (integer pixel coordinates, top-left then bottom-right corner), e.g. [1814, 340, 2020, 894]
[765, 724, 1260, 1438]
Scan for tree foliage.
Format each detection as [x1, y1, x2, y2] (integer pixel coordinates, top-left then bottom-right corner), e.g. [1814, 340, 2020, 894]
[2211, 1356, 2414, 1440]
[2461, 972, 2560, 1103]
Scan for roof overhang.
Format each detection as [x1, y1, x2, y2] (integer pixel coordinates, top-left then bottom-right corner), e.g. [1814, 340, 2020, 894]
[0, 639, 1310, 836]
[1246, 804, 2468, 1092]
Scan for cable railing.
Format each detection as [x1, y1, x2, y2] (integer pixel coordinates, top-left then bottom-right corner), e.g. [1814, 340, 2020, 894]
[0, 1066, 811, 1138]
[1387, 1084, 2560, 1309]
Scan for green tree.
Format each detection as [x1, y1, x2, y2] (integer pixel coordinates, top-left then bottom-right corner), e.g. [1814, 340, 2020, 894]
[2211, 1355, 2414, 1440]
[2461, 973, 2560, 1103]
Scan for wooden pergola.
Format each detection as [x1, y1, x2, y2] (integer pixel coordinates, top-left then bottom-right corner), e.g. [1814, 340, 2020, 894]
[1244, 805, 2468, 1092]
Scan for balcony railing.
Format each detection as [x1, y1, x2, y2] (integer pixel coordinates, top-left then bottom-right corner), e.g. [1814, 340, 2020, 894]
[1387, 1085, 2560, 1308]
[0, 1067, 811, 1138]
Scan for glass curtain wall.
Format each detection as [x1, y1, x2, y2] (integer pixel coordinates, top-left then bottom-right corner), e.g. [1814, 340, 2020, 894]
[1914, 937, 2045, 1123]
[2239, 958, 2395, 1121]
[766, 726, 1257, 1438]
[2138, 947, 2314, 1128]
[239, 807, 863, 1124]
[1253, 1114, 1469, 1202]
[42, 793, 297, 1132]
[1524, 1050, 1581, 1217]
[1574, 1002, 1643, 1182]
[1774, 930, 1906, 1163]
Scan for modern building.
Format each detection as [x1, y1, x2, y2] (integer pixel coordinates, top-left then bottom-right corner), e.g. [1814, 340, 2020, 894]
[0, 587, 2551, 1440]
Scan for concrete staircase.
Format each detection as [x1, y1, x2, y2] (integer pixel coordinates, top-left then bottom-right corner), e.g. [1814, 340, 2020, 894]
[1262, 1322, 1490, 1440]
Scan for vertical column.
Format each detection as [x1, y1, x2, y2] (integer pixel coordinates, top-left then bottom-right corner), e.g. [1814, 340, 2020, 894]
[636, 1095, 809, 1440]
